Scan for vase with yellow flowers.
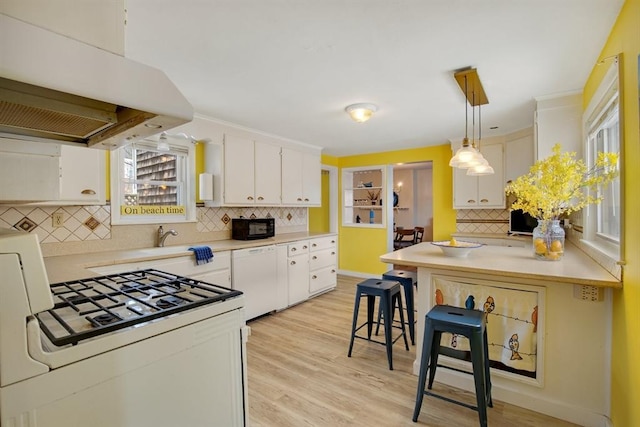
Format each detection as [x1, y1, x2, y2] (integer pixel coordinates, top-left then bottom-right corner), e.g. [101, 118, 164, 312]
[506, 144, 618, 261]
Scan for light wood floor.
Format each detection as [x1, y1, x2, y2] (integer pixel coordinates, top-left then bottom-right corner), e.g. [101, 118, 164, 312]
[246, 275, 578, 427]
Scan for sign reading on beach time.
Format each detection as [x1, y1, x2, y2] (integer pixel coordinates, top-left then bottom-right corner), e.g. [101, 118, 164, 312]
[120, 205, 186, 216]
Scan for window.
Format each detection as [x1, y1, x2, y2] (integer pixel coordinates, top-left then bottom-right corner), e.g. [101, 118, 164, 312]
[110, 139, 196, 225]
[583, 58, 621, 258]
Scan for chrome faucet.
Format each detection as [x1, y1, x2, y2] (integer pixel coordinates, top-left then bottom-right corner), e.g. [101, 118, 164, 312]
[157, 225, 178, 247]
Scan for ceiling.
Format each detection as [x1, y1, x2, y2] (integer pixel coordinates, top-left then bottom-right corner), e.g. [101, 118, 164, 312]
[124, 0, 624, 157]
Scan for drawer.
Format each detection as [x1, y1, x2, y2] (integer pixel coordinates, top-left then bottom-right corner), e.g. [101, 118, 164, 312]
[309, 248, 336, 271]
[309, 266, 336, 294]
[288, 240, 309, 257]
[309, 236, 336, 252]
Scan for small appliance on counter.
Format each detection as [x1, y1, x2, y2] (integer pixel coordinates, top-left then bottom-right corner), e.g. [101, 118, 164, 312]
[509, 209, 538, 235]
[232, 217, 275, 240]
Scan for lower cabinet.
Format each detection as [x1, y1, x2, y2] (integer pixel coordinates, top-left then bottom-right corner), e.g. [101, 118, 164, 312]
[276, 235, 337, 308]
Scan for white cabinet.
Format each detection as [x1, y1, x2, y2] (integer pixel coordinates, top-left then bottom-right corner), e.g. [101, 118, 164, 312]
[90, 251, 232, 288]
[286, 240, 310, 306]
[0, 139, 104, 205]
[309, 236, 337, 295]
[504, 128, 535, 183]
[453, 143, 505, 209]
[534, 92, 582, 161]
[58, 145, 106, 205]
[223, 135, 281, 205]
[281, 148, 321, 205]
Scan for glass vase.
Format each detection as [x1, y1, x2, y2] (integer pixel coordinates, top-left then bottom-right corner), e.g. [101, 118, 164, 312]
[532, 219, 565, 261]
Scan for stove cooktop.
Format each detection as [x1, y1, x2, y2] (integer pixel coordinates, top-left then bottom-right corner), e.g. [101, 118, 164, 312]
[35, 269, 242, 347]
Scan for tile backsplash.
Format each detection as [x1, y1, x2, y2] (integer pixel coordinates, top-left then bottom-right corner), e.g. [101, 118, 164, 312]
[0, 205, 307, 248]
[456, 209, 509, 234]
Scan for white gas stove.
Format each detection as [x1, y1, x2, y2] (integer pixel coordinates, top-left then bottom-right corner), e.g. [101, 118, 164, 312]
[0, 229, 248, 426]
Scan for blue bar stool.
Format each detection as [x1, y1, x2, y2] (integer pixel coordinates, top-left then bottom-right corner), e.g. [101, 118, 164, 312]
[413, 304, 492, 426]
[347, 279, 409, 370]
[378, 269, 417, 345]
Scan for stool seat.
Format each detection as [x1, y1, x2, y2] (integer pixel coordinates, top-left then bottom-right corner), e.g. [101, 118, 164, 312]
[381, 269, 417, 345]
[347, 279, 409, 370]
[413, 304, 492, 427]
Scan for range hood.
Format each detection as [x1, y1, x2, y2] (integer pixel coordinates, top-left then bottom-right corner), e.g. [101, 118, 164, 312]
[0, 14, 193, 150]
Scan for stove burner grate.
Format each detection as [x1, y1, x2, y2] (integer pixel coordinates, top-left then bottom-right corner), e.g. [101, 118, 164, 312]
[36, 269, 242, 347]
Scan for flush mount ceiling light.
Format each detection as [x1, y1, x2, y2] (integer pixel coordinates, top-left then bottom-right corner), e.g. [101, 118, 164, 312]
[345, 103, 378, 123]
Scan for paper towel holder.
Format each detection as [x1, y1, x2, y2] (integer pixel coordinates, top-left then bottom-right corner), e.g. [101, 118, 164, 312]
[199, 173, 214, 201]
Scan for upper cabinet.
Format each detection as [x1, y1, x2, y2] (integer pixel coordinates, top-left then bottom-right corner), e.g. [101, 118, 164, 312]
[195, 116, 323, 207]
[452, 142, 505, 209]
[504, 127, 535, 183]
[224, 135, 281, 205]
[534, 92, 582, 161]
[281, 148, 321, 206]
[0, 139, 105, 205]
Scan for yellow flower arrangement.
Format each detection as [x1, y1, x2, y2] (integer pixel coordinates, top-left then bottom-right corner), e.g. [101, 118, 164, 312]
[506, 144, 619, 221]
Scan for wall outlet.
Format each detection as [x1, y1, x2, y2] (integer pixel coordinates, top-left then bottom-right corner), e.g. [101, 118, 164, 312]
[52, 212, 64, 228]
[573, 284, 603, 302]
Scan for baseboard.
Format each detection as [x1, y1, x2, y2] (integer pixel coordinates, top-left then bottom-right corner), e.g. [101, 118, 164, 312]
[336, 269, 381, 279]
[427, 368, 610, 427]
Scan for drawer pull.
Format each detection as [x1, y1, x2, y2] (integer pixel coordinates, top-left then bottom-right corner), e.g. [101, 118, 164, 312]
[297, 197, 303, 201]
[312, 243, 317, 247]
[467, 199, 476, 204]
[331, 269, 336, 273]
[257, 196, 264, 201]
[312, 256, 317, 260]
[480, 199, 488, 203]
[290, 261, 296, 265]
[247, 196, 254, 201]
[331, 251, 335, 255]
[331, 240, 335, 244]
[311, 275, 317, 279]
[304, 198, 309, 202]
[291, 247, 296, 252]
[303, 245, 308, 249]
[81, 189, 96, 195]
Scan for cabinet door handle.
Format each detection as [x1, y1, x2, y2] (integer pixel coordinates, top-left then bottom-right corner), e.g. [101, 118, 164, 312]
[297, 197, 303, 201]
[291, 247, 297, 252]
[312, 256, 317, 260]
[290, 261, 296, 265]
[81, 189, 96, 195]
[467, 199, 476, 204]
[331, 240, 335, 244]
[312, 243, 317, 247]
[311, 275, 317, 279]
[480, 199, 488, 203]
[331, 251, 335, 255]
[304, 198, 309, 202]
[257, 196, 264, 201]
[303, 245, 308, 249]
[247, 196, 254, 201]
[331, 269, 336, 273]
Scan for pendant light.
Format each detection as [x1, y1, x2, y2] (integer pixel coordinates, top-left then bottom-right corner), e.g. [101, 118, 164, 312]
[449, 74, 483, 168]
[467, 103, 495, 176]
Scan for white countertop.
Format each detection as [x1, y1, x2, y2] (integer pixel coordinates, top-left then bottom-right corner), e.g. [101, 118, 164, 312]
[44, 232, 336, 283]
[380, 240, 621, 288]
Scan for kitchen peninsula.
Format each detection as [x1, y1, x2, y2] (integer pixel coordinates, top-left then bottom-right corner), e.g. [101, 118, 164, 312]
[380, 241, 620, 427]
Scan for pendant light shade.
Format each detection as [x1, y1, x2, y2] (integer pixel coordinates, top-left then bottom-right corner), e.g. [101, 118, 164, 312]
[449, 138, 483, 168]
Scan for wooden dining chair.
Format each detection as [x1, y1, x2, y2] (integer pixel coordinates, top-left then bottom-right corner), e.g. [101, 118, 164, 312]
[413, 227, 425, 244]
[394, 228, 417, 250]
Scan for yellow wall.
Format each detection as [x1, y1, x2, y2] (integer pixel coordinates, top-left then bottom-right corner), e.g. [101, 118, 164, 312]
[308, 170, 330, 232]
[583, 0, 640, 424]
[337, 144, 456, 275]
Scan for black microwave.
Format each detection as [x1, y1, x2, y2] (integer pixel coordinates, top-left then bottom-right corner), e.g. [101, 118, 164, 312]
[232, 218, 275, 240]
[508, 209, 538, 235]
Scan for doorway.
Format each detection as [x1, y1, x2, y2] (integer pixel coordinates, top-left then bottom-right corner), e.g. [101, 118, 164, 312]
[391, 161, 433, 245]
[308, 165, 338, 233]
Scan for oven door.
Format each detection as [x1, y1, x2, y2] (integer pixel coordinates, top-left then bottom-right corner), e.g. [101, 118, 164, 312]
[1, 310, 247, 427]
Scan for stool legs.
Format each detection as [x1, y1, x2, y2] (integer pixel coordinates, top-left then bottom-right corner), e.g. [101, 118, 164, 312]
[413, 317, 434, 422]
[347, 290, 362, 357]
[470, 330, 489, 427]
[381, 291, 394, 369]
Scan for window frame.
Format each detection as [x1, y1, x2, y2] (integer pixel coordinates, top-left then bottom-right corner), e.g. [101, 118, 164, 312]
[110, 139, 196, 225]
[582, 57, 623, 262]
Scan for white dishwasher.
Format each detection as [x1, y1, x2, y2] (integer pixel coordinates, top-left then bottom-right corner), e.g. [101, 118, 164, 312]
[232, 245, 278, 321]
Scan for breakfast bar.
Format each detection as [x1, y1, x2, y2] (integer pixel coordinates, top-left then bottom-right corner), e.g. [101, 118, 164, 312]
[380, 241, 620, 427]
